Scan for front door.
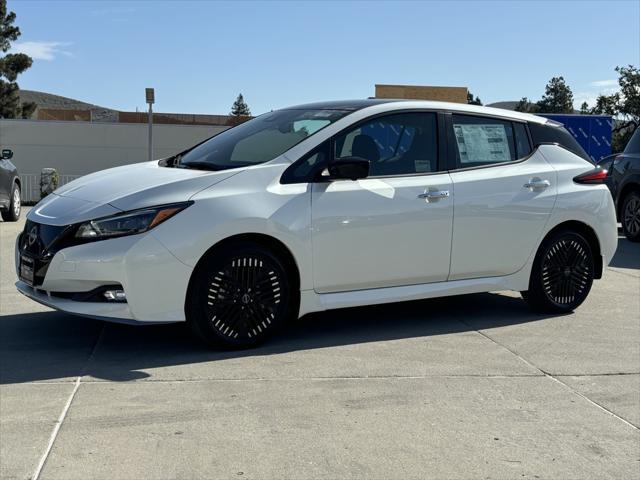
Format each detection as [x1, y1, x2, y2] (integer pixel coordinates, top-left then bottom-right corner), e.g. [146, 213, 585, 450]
[311, 111, 454, 293]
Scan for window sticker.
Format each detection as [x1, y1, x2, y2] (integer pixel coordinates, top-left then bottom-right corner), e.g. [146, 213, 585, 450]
[453, 124, 511, 163]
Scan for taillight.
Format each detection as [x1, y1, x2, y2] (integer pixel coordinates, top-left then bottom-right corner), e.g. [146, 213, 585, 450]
[573, 167, 608, 184]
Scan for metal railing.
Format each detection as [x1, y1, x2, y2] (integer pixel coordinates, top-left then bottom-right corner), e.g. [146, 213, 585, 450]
[18, 173, 82, 204]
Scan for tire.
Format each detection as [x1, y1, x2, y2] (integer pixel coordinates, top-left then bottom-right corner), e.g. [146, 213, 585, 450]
[522, 230, 594, 313]
[1, 183, 21, 222]
[621, 190, 640, 242]
[186, 242, 294, 349]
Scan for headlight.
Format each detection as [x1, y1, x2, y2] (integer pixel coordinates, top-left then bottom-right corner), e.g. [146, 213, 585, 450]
[75, 202, 192, 240]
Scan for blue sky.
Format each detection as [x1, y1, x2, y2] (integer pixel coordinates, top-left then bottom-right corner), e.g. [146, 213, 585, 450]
[8, 0, 640, 115]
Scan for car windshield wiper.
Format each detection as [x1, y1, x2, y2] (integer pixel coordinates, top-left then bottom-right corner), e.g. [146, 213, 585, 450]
[178, 161, 223, 171]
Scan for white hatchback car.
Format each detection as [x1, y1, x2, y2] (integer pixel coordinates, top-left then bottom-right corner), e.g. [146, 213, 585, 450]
[16, 100, 617, 348]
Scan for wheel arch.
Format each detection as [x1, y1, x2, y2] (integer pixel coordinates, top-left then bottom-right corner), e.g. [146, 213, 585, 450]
[541, 220, 603, 279]
[616, 181, 639, 218]
[185, 232, 302, 315]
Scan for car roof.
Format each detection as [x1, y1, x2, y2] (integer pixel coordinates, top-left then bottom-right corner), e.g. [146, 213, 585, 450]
[282, 99, 549, 125]
[283, 99, 400, 111]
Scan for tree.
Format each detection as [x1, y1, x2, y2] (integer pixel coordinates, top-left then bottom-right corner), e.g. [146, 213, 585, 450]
[467, 91, 482, 106]
[535, 76, 574, 113]
[227, 93, 251, 126]
[591, 93, 619, 116]
[0, 0, 35, 118]
[591, 65, 640, 152]
[515, 97, 537, 113]
[580, 101, 589, 114]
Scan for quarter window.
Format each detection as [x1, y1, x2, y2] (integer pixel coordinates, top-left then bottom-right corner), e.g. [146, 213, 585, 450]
[514, 122, 532, 158]
[334, 112, 438, 176]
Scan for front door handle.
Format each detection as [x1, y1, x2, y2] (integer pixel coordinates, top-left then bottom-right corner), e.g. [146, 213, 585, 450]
[524, 178, 551, 190]
[418, 190, 450, 200]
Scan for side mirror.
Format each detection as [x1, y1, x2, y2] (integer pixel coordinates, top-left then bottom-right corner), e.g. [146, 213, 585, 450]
[1, 149, 13, 160]
[328, 157, 369, 181]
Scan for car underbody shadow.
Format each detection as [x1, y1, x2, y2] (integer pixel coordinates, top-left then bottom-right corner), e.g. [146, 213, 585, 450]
[1, 292, 556, 384]
[609, 237, 640, 270]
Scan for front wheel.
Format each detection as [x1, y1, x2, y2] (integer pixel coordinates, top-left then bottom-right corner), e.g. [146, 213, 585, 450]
[621, 190, 640, 242]
[522, 230, 594, 313]
[1, 183, 21, 222]
[186, 243, 294, 349]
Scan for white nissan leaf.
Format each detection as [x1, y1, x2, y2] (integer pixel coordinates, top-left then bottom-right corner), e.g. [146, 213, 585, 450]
[16, 100, 618, 348]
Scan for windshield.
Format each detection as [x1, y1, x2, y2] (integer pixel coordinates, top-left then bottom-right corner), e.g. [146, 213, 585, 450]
[179, 109, 350, 169]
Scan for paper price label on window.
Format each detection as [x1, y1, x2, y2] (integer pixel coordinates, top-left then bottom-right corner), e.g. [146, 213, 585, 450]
[453, 124, 510, 163]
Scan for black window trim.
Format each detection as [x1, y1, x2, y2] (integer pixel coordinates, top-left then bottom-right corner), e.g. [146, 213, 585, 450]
[280, 108, 544, 183]
[281, 109, 448, 184]
[446, 112, 535, 173]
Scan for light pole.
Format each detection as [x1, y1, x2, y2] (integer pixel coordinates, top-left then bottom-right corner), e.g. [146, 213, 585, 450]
[146, 88, 155, 162]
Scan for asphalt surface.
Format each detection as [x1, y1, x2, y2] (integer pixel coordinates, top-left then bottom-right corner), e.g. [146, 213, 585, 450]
[1, 209, 639, 479]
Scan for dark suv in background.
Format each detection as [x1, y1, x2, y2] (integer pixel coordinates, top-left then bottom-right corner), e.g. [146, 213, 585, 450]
[0, 148, 21, 222]
[598, 129, 640, 242]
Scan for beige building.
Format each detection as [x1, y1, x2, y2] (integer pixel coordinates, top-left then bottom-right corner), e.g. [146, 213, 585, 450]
[375, 84, 468, 103]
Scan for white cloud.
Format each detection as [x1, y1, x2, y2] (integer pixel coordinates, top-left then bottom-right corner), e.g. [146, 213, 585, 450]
[589, 79, 618, 88]
[572, 79, 621, 108]
[574, 86, 619, 108]
[574, 92, 600, 108]
[10, 41, 72, 61]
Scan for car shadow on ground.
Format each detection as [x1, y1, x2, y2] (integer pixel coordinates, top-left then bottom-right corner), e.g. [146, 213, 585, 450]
[609, 237, 640, 270]
[1, 292, 557, 384]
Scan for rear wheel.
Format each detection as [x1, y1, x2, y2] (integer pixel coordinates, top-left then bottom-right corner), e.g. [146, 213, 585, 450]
[186, 242, 293, 349]
[621, 190, 640, 242]
[522, 230, 594, 313]
[1, 183, 20, 222]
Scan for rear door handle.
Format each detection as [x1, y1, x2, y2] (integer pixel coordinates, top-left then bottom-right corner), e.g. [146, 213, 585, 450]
[524, 178, 551, 190]
[418, 190, 450, 200]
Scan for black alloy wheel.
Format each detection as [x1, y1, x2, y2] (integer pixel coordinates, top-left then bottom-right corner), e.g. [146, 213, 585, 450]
[522, 231, 594, 313]
[621, 191, 640, 242]
[187, 243, 293, 349]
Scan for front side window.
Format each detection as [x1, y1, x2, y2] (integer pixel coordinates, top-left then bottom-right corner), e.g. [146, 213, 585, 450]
[333, 112, 438, 176]
[452, 114, 518, 167]
[179, 109, 350, 170]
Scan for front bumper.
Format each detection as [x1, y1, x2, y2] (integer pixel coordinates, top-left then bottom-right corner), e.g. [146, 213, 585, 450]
[16, 280, 140, 324]
[15, 231, 193, 324]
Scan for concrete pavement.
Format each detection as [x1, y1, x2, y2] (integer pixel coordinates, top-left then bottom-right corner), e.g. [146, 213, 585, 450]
[1, 210, 639, 479]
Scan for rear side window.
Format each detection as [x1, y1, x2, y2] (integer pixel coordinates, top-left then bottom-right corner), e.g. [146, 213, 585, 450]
[623, 128, 640, 154]
[528, 122, 591, 162]
[451, 115, 518, 167]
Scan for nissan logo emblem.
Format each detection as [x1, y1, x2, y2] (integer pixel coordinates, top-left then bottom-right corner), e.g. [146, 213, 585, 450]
[27, 226, 38, 246]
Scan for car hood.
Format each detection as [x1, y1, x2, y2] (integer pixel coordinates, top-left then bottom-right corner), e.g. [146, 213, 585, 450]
[29, 161, 243, 226]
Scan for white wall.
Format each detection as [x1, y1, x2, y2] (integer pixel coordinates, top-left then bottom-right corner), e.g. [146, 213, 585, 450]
[0, 119, 229, 176]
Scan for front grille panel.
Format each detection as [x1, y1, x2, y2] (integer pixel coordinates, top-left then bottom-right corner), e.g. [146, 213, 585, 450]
[20, 220, 68, 257]
[19, 220, 72, 287]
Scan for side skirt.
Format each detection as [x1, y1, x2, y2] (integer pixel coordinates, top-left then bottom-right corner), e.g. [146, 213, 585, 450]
[298, 269, 532, 317]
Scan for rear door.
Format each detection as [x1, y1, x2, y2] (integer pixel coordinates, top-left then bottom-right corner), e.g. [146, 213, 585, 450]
[447, 114, 557, 280]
